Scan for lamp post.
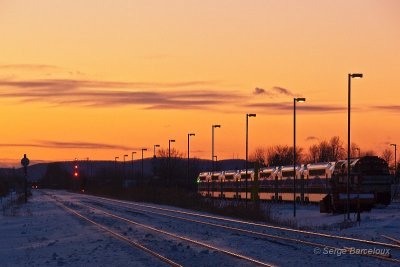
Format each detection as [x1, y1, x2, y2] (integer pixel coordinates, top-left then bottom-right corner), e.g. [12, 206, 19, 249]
[131, 151, 136, 178]
[294, 98, 306, 217]
[245, 114, 256, 205]
[347, 73, 363, 220]
[123, 154, 128, 179]
[141, 148, 147, 180]
[153, 144, 160, 158]
[187, 133, 195, 187]
[168, 139, 175, 185]
[114, 156, 119, 178]
[212, 125, 221, 171]
[391, 144, 397, 175]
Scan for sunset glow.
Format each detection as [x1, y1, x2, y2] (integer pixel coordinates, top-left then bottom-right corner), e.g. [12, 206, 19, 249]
[1, 0, 399, 166]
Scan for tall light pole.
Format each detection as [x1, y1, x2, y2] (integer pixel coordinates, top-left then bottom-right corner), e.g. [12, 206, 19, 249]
[141, 148, 147, 180]
[391, 144, 397, 175]
[153, 144, 160, 158]
[294, 98, 306, 217]
[347, 73, 363, 220]
[131, 151, 136, 178]
[187, 133, 195, 187]
[168, 139, 175, 185]
[245, 114, 256, 205]
[114, 156, 119, 178]
[123, 154, 128, 179]
[212, 125, 221, 171]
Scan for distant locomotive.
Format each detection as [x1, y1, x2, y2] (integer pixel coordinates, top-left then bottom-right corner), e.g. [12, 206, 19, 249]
[197, 156, 393, 213]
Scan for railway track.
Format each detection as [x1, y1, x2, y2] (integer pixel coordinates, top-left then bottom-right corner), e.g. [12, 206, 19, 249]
[45, 192, 276, 267]
[89, 194, 400, 251]
[47, 191, 400, 265]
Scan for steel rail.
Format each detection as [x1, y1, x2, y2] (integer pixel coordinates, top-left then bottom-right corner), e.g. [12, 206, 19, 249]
[82, 197, 400, 264]
[72, 200, 276, 267]
[46, 194, 182, 267]
[90, 194, 400, 250]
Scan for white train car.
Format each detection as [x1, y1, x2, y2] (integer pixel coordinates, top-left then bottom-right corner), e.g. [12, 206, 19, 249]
[276, 165, 303, 201]
[259, 167, 278, 200]
[302, 162, 333, 203]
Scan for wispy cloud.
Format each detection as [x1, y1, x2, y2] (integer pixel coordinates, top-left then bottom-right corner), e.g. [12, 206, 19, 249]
[305, 136, 319, 141]
[253, 86, 298, 97]
[253, 87, 266, 95]
[0, 140, 136, 150]
[372, 105, 400, 113]
[0, 78, 244, 110]
[0, 64, 60, 71]
[244, 102, 347, 114]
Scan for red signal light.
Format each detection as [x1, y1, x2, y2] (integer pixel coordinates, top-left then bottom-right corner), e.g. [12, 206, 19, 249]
[74, 165, 78, 169]
[74, 172, 78, 177]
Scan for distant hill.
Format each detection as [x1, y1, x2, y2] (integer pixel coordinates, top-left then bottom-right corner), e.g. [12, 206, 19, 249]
[0, 158, 247, 181]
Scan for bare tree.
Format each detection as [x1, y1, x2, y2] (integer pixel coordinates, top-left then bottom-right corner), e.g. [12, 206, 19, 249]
[330, 136, 345, 161]
[381, 148, 393, 166]
[249, 146, 267, 166]
[306, 144, 319, 163]
[266, 145, 303, 166]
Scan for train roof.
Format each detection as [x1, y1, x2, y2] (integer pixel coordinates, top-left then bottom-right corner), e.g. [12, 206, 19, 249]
[306, 162, 332, 169]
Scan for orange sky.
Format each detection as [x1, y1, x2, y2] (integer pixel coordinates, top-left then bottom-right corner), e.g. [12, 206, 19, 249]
[0, 0, 399, 167]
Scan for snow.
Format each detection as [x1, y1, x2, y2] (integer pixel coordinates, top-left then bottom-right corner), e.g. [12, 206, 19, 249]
[1, 190, 399, 266]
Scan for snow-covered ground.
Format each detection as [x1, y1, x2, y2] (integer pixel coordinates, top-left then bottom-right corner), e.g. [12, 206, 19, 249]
[1, 190, 399, 266]
[270, 201, 400, 242]
[0, 191, 168, 267]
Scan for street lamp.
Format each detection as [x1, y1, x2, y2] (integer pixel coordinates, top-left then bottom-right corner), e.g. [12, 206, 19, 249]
[141, 148, 147, 180]
[391, 144, 397, 175]
[131, 151, 136, 178]
[168, 139, 175, 185]
[187, 133, 195, 187]
[123, 154, 128, 179]
[294, 98, 306, 217]
[212, 125, 221, 171]
[245, 114, 256, 205]
[347, 73, 363, 220]
[153, 144, 160, 158]
[114, 156, 119, 177]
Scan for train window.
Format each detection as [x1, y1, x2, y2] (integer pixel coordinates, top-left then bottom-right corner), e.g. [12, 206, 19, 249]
[309, 169, 326, 176]
[199, 176, 206, 181]
[241, 174, 251, 179]
[260, 172, 271, 178]
[211, 175, 219, 181]
[282, 171, 294, 178]
[225, 175, 234, 180]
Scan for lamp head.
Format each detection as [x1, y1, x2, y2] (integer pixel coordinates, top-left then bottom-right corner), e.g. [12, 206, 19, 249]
[142, 148, 147, 151]
[350, 73, 363, 79]
[170, 139, 175, 143]
[189, 133, 195, 136]
[213, 124, 221, 128]
[391, 144, 397, 147]
[248, 113, 257, 117]
[296, 97, 306, 102]
[155, 144, 160, 147]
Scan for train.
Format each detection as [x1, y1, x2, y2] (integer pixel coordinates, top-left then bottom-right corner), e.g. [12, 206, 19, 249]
[197, 156, 393, 213]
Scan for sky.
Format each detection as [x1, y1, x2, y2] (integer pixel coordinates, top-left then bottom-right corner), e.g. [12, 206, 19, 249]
[0, 0, 399, 167]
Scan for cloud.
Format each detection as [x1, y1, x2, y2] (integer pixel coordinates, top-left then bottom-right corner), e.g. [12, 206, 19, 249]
[253, 86, 298, 98]
[0, 64, 60, 71]
[305, 136, 319, 141]
[0, 141, 136, 150]
[253, 87, 266, 95]
[0, 78, 243, 110]
[243, 102, 347, 114]
[272, 86, 296, 97]
[372, 105, 400, 113]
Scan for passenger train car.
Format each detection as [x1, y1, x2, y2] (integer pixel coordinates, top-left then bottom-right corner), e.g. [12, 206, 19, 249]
[197, 156, 393, 213]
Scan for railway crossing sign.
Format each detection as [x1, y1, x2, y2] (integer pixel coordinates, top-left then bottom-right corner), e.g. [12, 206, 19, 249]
[21, 154, 30, 167]
[21, 154, 29, 203]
